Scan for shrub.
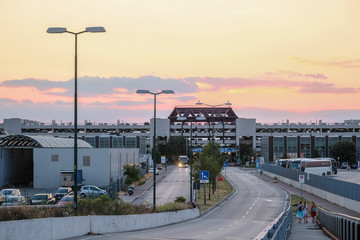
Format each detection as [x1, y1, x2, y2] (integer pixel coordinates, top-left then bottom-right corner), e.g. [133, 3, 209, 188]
[174, 196, 186, 203]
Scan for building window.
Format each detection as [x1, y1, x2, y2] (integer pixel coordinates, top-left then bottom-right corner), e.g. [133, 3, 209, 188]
[83, 156, 90, 166]
[287, 137, 297, 158]
[51, 154, 59, 162]
[125, 137, 136, 148]
[112, 137, 123, 148]
[315, 137, 325, 157]
[100, 137, 110, 148]
[84, 137, 96, 148]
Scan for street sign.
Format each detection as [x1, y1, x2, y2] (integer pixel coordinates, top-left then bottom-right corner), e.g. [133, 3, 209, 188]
[223, 161, 228, 167]
[200, 170, 209, 183]
[299, 175, 305, 184]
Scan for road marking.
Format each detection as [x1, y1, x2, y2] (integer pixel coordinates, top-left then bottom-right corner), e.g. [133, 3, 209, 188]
[218, 228, 224, 231]
[246, 211, 249, 215]
[228, 224, 233, 227]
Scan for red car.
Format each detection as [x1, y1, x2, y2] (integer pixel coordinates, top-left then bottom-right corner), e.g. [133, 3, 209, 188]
[57, 195, 74, 205]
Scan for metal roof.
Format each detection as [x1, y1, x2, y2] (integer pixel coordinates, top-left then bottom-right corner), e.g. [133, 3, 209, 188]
[0, 135, 92, 148]
[168, 106, 238, 123]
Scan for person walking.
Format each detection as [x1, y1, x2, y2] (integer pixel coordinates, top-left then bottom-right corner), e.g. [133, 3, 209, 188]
[311, 202, 317, 223]
[303, 201, 309, 223]
[296, 201, 304, 223]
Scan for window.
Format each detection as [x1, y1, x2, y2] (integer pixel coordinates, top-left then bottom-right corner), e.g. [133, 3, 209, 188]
[83, 156, 90, 166]
[51, 154, 59, 162]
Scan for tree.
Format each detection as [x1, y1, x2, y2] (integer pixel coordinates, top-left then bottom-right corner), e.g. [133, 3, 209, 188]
[123, 164, 140, 185]
[312, 148, 320, 158]
[160, 136, 187, 163]
[329, 141, 356, 164]
[239, 143, 256, 164]
[192, 143, 225, 198]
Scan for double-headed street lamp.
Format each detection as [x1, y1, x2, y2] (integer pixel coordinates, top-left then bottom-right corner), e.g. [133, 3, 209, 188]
[47, 26, 105, 212]
[136, 90, 174, 211]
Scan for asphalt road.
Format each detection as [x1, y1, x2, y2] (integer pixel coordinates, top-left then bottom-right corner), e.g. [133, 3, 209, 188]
[73, 167, 288, 240]
[133, 166, 191, 205]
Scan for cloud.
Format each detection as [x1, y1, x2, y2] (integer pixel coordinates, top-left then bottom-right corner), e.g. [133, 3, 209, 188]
[0, 98, 17, 104]
[298, 82, 357, 94]
[293, 57, 360, 68]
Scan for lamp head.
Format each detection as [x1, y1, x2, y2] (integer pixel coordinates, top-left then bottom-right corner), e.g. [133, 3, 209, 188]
[136, 90, 150, 94]
[161, 90, 174, 94]
[86, 27, 106, 33]
[47, 27, 67, 33]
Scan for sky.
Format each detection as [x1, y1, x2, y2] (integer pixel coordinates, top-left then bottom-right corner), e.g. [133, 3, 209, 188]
[1, 0, 360, 125]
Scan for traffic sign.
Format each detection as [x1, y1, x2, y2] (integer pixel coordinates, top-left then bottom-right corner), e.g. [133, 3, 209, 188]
[200, 170, 209, 183]
[223, 161, 228, 167]
[299, 175, 305, 184]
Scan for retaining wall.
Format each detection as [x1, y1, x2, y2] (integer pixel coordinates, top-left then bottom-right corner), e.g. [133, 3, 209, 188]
[0, 208, 200, 240]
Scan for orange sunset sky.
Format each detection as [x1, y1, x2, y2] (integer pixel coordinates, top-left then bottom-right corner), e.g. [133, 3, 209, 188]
[1, 0, 360, 124]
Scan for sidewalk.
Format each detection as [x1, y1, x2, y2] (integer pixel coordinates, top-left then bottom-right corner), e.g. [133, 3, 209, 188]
[119, 167, 168, 203]
[256, 171, 360, 239]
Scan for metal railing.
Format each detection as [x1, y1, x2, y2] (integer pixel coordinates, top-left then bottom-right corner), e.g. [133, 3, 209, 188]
[318, 207, 360, 240]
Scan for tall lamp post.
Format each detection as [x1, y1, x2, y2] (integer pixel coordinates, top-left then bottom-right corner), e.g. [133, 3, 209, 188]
[196, 101, 232, 198]
[136, 90, 174, 211]
[47, 26, 106, 213]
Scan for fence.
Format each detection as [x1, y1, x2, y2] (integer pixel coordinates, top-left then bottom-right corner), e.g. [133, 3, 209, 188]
[318, 207, 360, 240]
[263, 164, 360, 202]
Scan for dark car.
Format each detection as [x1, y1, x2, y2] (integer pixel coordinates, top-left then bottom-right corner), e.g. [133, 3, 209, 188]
[350, 162, 358, 169]
[54, 187, 73, 202]
[30, 193, 56, 205]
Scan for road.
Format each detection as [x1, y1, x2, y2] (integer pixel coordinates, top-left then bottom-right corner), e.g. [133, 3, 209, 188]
[133, 166, 191, 205]
[72, 167, 288, 240]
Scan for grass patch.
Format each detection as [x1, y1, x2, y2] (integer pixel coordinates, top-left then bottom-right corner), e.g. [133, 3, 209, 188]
[156, 202, 191, 212]
[196, 175, 233, 212]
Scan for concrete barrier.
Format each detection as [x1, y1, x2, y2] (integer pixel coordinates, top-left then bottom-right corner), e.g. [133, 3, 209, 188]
[0, 208, 200, 240]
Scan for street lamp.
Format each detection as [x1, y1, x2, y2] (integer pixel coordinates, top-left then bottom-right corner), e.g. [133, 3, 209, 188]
[196, 101, 232, 198]
[177, 116, 205, 205]
[136, 89, 174, 210]
[47, 26, 105, 213]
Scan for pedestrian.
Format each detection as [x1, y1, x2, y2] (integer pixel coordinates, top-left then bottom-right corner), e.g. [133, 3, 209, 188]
[303, 201, 309, 223]
[311, 202, 317, 223]
[296, 201, 304, 223]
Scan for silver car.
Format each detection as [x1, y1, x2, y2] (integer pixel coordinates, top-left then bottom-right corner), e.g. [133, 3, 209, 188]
[0, 188, 21, 202]
[79, 185, 109, 198]
[2, 195, 26, 206]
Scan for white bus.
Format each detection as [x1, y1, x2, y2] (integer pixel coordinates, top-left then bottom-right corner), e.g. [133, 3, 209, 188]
[299, 158, 332, 176]
[178, 155, 188, 168]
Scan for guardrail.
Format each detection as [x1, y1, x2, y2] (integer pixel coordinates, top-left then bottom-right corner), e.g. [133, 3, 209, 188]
[255, 204, 292, 240]
[318, 207, 360, 240]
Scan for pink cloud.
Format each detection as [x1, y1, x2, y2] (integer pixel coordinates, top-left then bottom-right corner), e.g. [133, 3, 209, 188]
[293, 57, 360, 68]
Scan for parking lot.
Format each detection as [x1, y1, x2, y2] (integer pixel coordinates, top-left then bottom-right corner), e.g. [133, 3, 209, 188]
[330, 168, 360, 184]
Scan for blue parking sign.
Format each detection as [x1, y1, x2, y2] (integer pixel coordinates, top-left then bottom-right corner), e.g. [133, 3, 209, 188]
[200, 170, 209, 183]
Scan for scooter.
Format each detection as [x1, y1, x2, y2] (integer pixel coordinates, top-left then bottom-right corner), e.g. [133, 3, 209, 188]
[127, 185, 135, 195]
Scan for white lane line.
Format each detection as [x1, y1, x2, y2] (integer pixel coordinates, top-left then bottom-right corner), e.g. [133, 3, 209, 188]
[246, 211, 249, 215]
[235, 221, 239, 224]
[218, 228, 224, 231]
[228, 224, 233, 227]
[194, 235, 202, 238]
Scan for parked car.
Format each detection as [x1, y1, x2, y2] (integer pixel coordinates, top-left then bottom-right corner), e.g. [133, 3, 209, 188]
[350, 162, 358, 169]
[156, 164, 163, 170]
[30, 193, 56, 205]
[79, 185, 109, 198]
[340, 162, 349, 169]
[57, 195, 74, 205]
[0, 188, 21, 201]
[54, 187, 73, 202]
[0, 193, 5, 205]
[2, 195, 26, 206]
[149, 167, 159, 175]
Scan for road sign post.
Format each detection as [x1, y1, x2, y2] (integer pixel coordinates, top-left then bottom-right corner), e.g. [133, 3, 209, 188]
[299, 175, 305, 198]
[200, 171, 209, 205]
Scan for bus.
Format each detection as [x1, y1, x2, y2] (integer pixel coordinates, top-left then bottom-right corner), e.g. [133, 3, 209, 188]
[299, 158, 332, 176]
[178, 155, 188, 168]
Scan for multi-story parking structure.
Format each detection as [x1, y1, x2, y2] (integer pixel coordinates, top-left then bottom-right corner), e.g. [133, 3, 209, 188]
[2, 109, 360, 163]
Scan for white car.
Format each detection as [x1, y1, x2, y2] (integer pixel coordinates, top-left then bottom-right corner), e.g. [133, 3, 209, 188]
[79, 185, 109, 198]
